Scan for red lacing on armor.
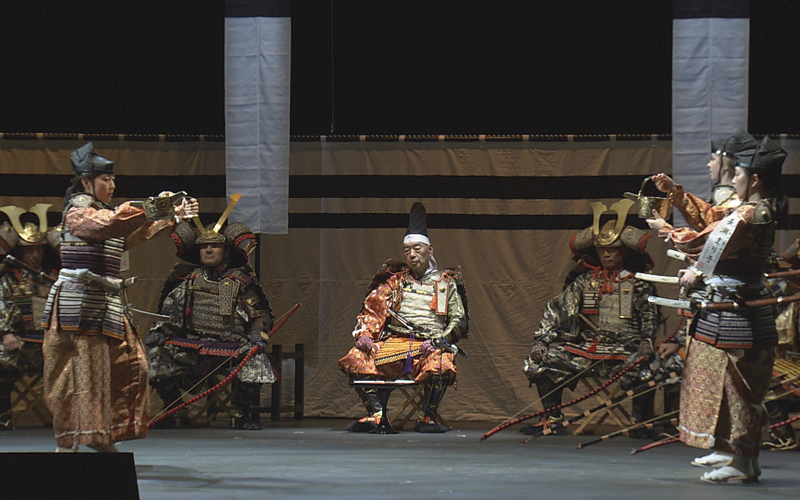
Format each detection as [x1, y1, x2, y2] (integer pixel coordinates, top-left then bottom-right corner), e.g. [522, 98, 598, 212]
[585, 264, 631, 297]
[233, 234, 255, 262]
[637, 233, 652, 254]
[171, 232, 184, 256]
[165, 340, 203, 350]
[228, 273, 251, 284]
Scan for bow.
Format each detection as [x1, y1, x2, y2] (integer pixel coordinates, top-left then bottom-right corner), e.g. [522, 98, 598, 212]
[520, 376, 679, 443]
[630, 435, 680, 455]
[574, 410, 679, 449]
[482, 315, 683, 441]
[481, 355, 643, 440]
[148, 303, 301, 428]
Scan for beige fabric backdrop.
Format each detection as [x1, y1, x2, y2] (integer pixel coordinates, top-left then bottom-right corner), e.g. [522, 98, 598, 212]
[2, 136, 798, 424]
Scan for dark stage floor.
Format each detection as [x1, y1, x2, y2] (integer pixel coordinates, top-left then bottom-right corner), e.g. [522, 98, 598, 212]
[1, 420, 799, 499]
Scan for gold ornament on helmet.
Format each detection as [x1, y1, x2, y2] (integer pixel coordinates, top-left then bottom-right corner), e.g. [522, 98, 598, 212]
[589, 199, 635, 247]
[194, 193, 242, 245]
[0, 203, 52, 245]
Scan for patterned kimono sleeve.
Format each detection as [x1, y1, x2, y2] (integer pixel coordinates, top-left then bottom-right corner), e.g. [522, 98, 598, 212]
[678, 191, 728, 232]
[66, 202, 148, 241]
[659, 204, 758, 260]
[783, 237, 800, 268]
[635, 280, 661, 341]
[350, 275, 400, 342]
[124, 219, 175, 250]
[535, 274, 586, 344]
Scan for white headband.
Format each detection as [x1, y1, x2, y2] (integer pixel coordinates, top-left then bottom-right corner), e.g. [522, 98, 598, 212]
[403, 234, 430, 246]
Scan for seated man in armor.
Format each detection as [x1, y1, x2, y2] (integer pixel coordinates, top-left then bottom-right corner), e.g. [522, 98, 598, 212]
[339, 202, 469, 433]
[146, 214, 275, 430]
[0, 205, 60, 430]
[521, 200, 665, 436]
[764, 236, 800, 451]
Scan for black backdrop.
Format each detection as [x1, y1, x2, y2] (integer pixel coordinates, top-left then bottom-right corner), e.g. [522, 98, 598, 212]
[0, 0, 798, 136]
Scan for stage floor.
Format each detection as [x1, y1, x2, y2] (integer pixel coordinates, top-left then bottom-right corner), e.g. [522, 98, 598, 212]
[2, 420, 799, 499]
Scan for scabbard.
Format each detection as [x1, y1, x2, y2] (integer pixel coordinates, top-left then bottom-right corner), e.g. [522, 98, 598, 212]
[647, 296, 692, 309]
[635, 272, 679, 284]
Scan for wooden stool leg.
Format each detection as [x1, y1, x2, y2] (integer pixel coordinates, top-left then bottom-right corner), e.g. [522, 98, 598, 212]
[390, 385, 425, 429]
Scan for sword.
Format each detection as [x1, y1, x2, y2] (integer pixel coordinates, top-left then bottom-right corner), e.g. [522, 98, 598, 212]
[386, 308, 467, 357]
[665, 249, 705, 280]
[127, 306, 170, 320]
[635, 272, 679, 285]
[666, 249, 692, 264]
[648, 296, 692, 309]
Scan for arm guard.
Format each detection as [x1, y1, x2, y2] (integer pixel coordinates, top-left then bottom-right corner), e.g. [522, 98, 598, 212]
[441, 269, 468, 344]
[635, 280, 661, 342]
[239, 274, 274, 337]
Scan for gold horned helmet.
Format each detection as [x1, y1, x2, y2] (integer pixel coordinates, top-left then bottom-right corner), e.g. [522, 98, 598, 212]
[173, 193, 256, 268]
[569, 199, 652, 269]
[0, 203, 53, 246]
[589, 199, 635, 247]
[194, 194, 242, 245]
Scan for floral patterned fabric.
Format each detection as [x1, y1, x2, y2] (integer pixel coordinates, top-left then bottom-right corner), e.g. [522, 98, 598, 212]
[44, 312, 149, 448]
[679, 339, 773, 456]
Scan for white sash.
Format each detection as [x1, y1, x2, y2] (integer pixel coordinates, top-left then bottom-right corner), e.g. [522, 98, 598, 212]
[694, 211, 743, 276]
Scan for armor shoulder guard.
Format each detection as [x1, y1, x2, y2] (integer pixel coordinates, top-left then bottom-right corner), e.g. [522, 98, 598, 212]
[157, 262, 197, 311]
[238, 273, 274, 320]
[443, 266, 470, 326]
[68, 193, 99, 209]
[364, 259, 406, 297]
[751, 200, 775, 225]
[711, 185, 736, 206]
[226, 267, 254, 285]
[563, 258, 594, 290]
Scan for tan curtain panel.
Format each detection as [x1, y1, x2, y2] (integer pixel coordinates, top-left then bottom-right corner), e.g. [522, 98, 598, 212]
[1, 135, 797, 422]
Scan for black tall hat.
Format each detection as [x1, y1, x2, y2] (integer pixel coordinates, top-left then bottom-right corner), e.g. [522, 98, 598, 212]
[712, 128, 759, 157]
[734, 135, 787, 179]
[406, 202, 428, 238]
[70, 142, 114, 178]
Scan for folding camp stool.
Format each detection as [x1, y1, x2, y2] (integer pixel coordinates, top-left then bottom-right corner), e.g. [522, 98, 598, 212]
[11, 374, 52, 426]
[571, 376, 631, 435]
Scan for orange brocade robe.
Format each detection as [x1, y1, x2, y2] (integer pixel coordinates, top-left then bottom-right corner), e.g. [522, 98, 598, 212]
[43, 200, 171, 449]
[338, 267, 465, 383]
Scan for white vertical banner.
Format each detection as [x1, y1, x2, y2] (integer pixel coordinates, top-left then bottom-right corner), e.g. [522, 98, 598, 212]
[672, 1, 749, 226]
[225, 0, 291, 234]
